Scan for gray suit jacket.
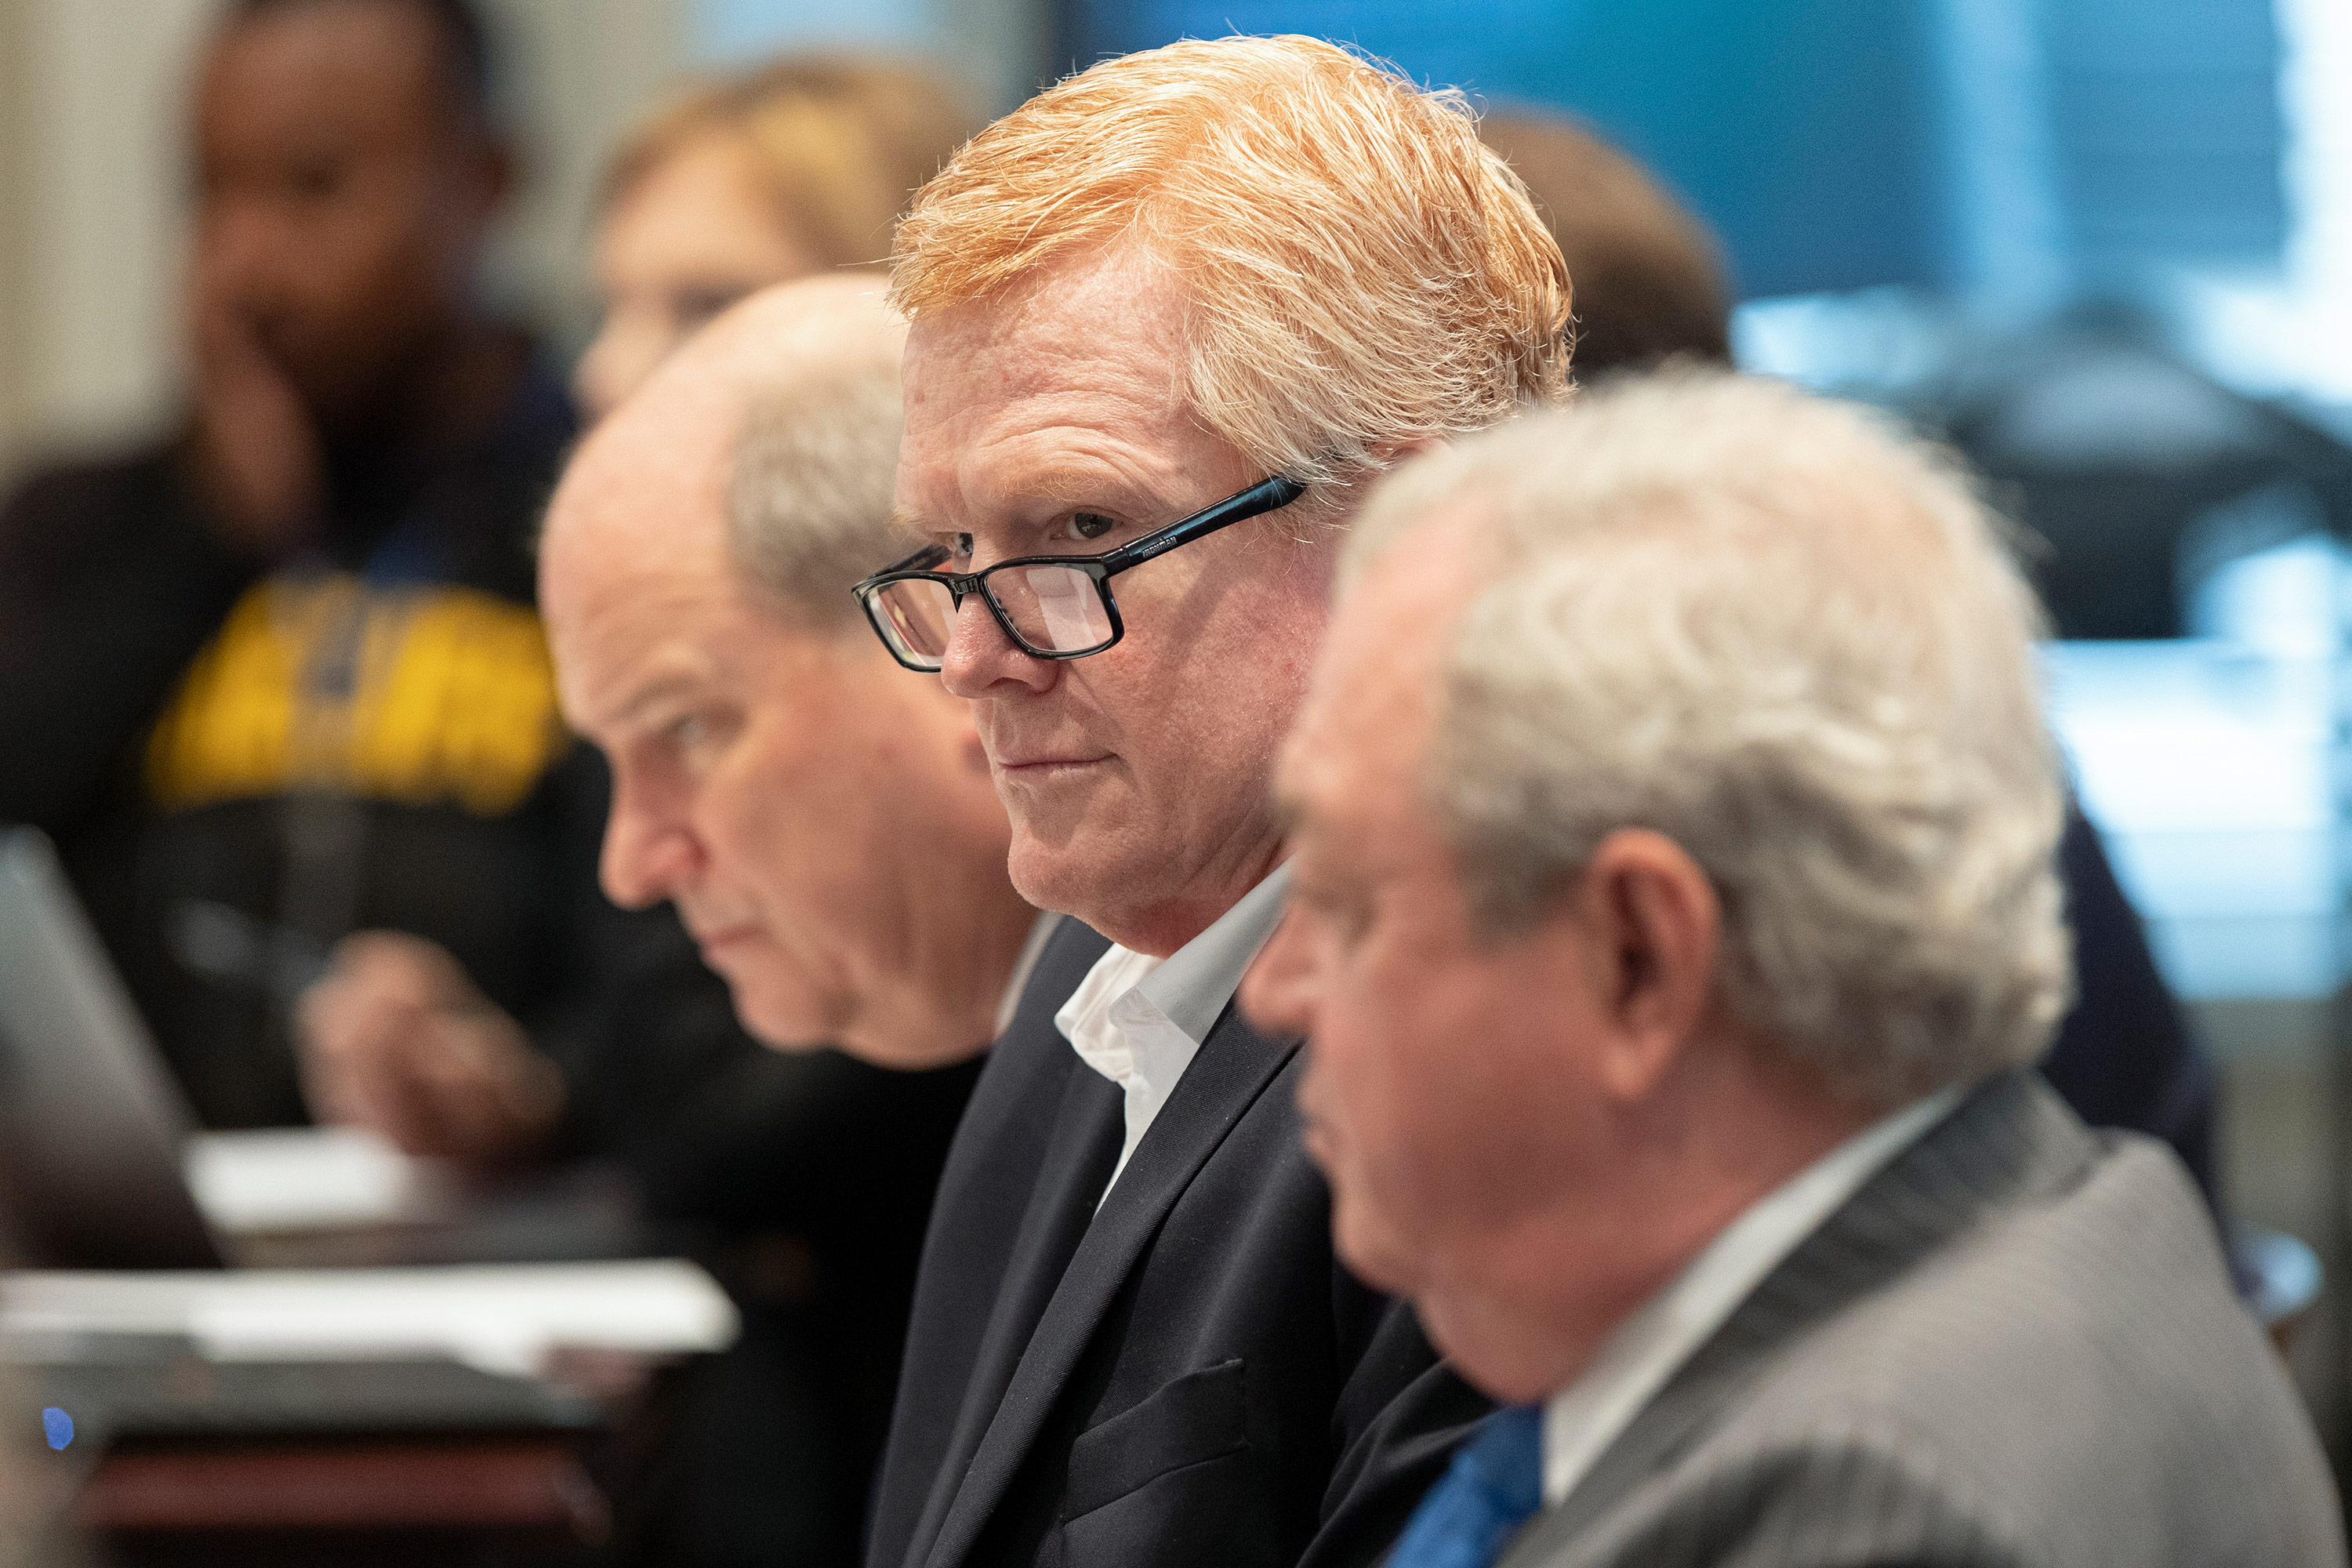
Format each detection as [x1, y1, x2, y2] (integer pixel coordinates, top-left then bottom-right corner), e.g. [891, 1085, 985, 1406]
[1498, 1071, 2343, 1568]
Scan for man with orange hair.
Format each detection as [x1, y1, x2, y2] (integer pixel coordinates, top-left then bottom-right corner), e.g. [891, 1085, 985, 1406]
[851, 34, 1568, 1568]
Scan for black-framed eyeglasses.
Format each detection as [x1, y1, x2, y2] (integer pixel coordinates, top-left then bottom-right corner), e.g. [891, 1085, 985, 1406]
[851, 474, 1307, 673]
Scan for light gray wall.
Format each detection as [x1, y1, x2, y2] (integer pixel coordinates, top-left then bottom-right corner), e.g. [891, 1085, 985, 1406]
[0, 0, 31, 487]
[0, 0, 222, 481]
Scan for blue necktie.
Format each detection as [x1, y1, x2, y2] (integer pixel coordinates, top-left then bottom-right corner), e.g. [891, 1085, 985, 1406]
[1385, 1404, 1546, 1568]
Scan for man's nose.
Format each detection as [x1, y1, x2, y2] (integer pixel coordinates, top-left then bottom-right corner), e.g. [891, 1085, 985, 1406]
[599, 784, 702, 911]
[1239, 909, 1318, 1041]
[195, 199, 283, 302]
[940, 589, 1056, 699]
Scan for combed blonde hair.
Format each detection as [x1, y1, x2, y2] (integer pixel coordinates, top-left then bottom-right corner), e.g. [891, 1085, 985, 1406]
[601, 58, 980, 270]
[1349, 373, 2072, 1109]
[891, 35, 1572, 490]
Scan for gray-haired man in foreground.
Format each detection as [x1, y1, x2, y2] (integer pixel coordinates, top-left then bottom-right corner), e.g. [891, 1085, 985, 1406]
[1243, 374, 2343, 1567]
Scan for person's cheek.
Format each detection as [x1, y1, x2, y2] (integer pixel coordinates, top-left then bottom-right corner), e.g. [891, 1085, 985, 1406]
[1319, 1018, 1425, 1295]
[1313, 997, 1381, 1188]
[1349, 972, 1429, 1234]
[706, 736, 781, 906]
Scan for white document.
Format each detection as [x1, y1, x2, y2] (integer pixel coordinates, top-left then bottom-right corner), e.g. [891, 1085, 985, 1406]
[183, 1126, 457, 1234]
[0, 1260, 739, 1376]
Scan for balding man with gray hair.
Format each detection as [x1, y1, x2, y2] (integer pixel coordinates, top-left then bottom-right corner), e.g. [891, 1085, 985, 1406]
[536, 275, 1042, 1559]
[1243, 374, 2342, 1568]
[543, 276, 1039, 1070]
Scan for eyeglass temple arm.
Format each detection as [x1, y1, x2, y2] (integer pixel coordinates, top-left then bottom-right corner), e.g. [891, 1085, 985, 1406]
[1102, 475, 1308, 574]
[875, 542, 952, 576]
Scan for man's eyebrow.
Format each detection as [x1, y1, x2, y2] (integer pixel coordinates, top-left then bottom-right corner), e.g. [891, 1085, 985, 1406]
[1025, 467, 1153, 511]
[604, 668, 704, 734]
[899, 470, 1174, 538]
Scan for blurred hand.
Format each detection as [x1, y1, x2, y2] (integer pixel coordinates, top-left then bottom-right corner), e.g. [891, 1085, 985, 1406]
[183, 285, 324, 560]
[296, 932, 564, 1165]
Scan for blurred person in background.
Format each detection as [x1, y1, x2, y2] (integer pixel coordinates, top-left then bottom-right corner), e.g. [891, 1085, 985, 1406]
[575, 57, 978, 420]
[0, 0, 591, 1135]
[542, 275, 1034, 1075]
[1483, 108, 2221, 1203]
[526, 274, 1027, 1566]
[1476, 111, 1733, 374]
[1244, 377, 2341, 1568]
[0, 9, 975, 1560]
[297, 49, 976, 1173]
[292, 45, 982, 1185]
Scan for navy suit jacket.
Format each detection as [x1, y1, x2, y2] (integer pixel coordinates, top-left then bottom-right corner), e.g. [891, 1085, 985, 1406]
[866, 918, 1487, 1568]
[2044, 804, 2216, 1200]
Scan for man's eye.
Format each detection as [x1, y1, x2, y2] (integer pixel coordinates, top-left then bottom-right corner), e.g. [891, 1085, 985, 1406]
[949, 533, 975, 563]
[1308, 886, 1377, 951]
[1062, 513, 1116, 543]
[673, 287, 746, 333]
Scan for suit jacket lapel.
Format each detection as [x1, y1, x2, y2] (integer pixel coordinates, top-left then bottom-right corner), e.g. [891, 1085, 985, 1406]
[904, 1050, 1123, 1568]
[922, 1006, 1301, 1568]
[1501, 1069, 2087, 1566]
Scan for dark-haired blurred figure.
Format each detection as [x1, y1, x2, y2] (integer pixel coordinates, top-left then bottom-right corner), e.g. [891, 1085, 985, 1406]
[1477, 113, 1732, 374]
[0, 0, 592, 1136]
[0, 13, 982, 1561]
[1480, 109, 2219, 1200]
[576, 58, 979, 419]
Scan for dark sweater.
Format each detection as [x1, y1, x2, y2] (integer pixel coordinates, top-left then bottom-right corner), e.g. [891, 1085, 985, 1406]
[0, 367, 589, 1126]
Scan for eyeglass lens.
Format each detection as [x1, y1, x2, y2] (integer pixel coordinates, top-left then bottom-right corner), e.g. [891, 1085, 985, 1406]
[874, 579, 957, 665]
[873, 563, 1116, 666]
[998, 565, 1114, 652]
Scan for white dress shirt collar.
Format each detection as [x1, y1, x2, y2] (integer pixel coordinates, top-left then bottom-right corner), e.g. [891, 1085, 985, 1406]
[1541, 1081, 1967, 1508]
[1054, 864, 1295, 1207]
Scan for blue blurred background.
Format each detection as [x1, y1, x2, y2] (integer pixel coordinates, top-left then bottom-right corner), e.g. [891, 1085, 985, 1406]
[1065, 0, 2286, 303]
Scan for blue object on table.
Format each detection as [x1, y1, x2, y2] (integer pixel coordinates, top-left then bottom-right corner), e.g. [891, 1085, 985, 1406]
[42, 1406, 73, 1450]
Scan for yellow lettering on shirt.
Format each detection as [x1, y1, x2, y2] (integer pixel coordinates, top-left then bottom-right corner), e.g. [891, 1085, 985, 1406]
[145, 573, 568, 818]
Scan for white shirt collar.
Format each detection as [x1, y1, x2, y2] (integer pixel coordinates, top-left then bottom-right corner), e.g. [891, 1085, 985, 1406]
[1541, 1082, 1967, 1508]
[1054, 865, 1294, 1206]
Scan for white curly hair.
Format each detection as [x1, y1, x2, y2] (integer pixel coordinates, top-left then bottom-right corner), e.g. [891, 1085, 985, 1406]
[1348, 372, 2074, 1106]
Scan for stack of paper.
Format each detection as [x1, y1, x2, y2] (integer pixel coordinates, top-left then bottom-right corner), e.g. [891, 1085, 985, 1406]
[182, 1126, 458, 1234]
[0, 1261, 739, 1376]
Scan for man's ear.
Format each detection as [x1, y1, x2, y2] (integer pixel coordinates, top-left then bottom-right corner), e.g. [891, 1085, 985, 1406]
[1573, 829, 1720, 1102]
[1370, 437, 1443, 469]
